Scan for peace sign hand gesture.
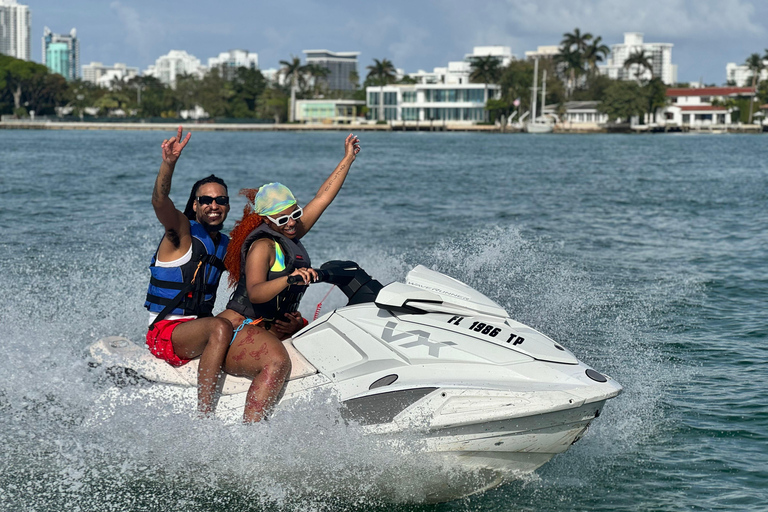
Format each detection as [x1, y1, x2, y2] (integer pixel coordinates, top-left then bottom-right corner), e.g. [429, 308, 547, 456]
[161, 126, 192, 166]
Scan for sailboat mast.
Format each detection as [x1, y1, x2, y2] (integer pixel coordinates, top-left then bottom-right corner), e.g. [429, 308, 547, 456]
[541, 69, 547, 118]
[531, 58, 538, 122]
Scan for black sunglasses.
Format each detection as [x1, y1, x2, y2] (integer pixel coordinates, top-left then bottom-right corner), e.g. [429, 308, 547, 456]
[196, 195, 229, 206]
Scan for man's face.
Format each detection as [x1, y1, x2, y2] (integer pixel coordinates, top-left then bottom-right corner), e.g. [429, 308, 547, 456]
[192, 183, 230, 231]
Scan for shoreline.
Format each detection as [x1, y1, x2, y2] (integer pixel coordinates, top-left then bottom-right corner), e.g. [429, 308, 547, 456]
[0, 120, 496, 132]
[0, 120, 763, 134]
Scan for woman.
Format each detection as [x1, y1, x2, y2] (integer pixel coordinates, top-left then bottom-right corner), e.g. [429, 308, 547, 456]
[219, 133, 361, 422]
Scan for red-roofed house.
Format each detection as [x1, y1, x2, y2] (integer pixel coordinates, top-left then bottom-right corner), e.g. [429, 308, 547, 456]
[660, 87, 755, 127]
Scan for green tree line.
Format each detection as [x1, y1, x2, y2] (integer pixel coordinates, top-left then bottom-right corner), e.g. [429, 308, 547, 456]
[0, 54, 357, 121]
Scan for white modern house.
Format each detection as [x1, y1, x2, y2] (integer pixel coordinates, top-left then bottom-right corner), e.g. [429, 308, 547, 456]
[366, 83, 498, 123]
[82, 62, 139, 87]
[659, 87, 755, 127]
[600, 32, 677, 85]
[365, 47, 509, 123]
[144, 50, 206, 88]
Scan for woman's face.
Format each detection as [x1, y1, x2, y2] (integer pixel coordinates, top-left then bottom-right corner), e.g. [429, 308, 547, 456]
[265, 204, 302, 238]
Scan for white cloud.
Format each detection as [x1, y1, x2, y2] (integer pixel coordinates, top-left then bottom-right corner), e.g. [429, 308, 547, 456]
[109, 1, 165, 61]
[439, 0, 765, 44]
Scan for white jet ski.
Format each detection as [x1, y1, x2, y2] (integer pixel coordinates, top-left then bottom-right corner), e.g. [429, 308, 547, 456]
[89, 261, 622, 502]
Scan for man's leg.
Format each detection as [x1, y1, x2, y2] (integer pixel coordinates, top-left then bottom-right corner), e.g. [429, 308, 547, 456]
[171, 317, 233, 416]
[224, 325, 292, 422]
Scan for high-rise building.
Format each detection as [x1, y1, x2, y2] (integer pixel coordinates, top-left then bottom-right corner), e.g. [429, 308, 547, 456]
[303, 50, 360, 91]
[599, 32, 677, 85]
[144, 50, 205, 88]
[42, 27, 79, 80]
[208, 49, 258, 80]
[0, 0, 31, 60]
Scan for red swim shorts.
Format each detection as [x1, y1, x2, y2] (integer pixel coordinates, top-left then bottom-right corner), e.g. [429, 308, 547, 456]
[146, 318, 196, 367]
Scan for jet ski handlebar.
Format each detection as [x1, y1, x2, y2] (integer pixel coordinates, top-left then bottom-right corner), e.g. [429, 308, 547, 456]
[286, 260, 384, 306]
[286, 270, 330, 285]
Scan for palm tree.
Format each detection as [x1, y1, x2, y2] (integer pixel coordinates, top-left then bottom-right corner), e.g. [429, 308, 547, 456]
[469, 55, 502, 98]
[623, 50, 654, 81]
[469, 55, 502, 122]
[555, 46, 583, 97]
[279, 55, 306, 122]
[557, 29, 593, 96]
[366, 58, 396, 121]
[304, 63, 331, 97]
[584, 36, 610, 76]
[561, 28, 593, 54]
[745, 53, 765, 123]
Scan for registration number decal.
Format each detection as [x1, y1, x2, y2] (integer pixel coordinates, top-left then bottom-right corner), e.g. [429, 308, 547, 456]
[447, 316, 525, 345]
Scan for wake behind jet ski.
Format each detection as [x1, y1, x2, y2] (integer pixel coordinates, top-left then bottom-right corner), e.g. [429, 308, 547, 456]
[90, 261, 622, 502]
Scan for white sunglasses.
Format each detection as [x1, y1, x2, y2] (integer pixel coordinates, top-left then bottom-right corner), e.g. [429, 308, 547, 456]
[267, 206, 303, 226]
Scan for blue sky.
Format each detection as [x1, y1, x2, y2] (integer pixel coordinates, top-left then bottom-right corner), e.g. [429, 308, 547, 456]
[27, 0, 768, 84]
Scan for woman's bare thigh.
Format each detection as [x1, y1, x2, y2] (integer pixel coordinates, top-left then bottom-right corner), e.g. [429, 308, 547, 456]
[224, 324, 288, 378]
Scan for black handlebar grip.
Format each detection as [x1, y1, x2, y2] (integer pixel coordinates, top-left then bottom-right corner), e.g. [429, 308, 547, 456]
[286, 269, 328, 285]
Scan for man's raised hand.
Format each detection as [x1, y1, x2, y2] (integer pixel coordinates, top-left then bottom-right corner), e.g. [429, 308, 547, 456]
[161, 126, 192, 166]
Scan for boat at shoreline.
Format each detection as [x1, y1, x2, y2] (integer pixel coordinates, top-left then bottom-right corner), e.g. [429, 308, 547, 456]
[89, 261, 622, 502]
[525, 58, 555, 134]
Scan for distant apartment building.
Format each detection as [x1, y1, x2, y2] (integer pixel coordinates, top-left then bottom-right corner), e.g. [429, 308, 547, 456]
[303, 49, 360, 91]
[42, 27, 79, 80]
[0, 0, 30, 60]
[82, 61, 139, 88]
[600, 33, 677, 85]
[465, 46, 515, 66]
[208, 49, 258, 79]
[144, 50, 205, 88]
[725, 62, 768, 87]
[524, 45, 560, 60]
[409, 46, 515, 85]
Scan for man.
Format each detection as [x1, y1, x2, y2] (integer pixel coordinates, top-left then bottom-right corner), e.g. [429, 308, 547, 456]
[143, 126, 233, 417]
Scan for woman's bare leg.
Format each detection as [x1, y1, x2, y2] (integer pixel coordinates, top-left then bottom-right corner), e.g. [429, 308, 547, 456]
[224, 324, 292, 422]
[171, 317, 233, 416]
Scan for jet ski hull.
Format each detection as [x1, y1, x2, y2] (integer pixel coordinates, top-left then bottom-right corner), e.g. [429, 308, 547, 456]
[88, 263, 622, 503]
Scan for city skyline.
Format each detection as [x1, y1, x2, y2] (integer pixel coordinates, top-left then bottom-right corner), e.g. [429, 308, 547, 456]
[18, 0, 768, 84]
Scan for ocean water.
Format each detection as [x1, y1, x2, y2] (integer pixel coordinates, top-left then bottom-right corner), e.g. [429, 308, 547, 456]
[0, 129, 765, 511]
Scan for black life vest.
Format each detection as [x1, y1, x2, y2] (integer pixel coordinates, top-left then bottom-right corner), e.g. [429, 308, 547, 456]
[144, 220, 229, 320]
[226, 224, 311, 322]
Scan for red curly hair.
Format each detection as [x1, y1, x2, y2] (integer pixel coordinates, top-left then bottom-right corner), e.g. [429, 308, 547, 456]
[224, 188, 265, 288]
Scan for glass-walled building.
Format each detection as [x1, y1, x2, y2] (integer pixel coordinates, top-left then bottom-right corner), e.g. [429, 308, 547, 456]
[303, 49, 360, 92]
[45, 42, 70, 78]
[295, 99, 365, 124]
[42, 27, 79, 80]
[366, 83, 500, 123]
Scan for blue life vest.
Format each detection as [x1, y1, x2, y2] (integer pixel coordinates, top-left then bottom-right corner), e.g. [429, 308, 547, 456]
[144, 221, 229, 319]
